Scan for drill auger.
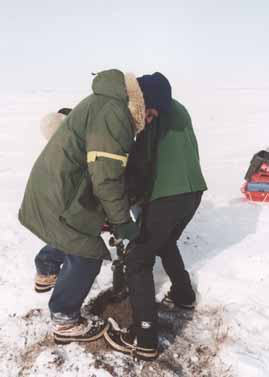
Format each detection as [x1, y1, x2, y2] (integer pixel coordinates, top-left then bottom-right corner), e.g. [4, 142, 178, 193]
[85, 225, 129, 316]
[109, 236, 129, 301]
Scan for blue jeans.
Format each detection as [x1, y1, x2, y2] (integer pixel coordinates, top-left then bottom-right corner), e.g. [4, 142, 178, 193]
[35, 245, 103, 324]
[35, 245, 65, 275]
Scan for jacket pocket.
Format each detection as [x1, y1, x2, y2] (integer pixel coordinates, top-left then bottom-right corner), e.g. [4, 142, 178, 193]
[60, 172, 105, 237]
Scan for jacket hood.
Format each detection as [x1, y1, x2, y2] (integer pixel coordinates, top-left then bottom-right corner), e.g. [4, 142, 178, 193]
[92, 69, 128, 102]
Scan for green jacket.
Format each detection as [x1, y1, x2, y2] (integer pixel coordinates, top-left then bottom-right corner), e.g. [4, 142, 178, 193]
[126, 99, 207, 202]
[19, 70, 134, 259]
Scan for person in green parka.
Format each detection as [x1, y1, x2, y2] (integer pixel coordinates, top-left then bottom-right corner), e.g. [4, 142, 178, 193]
[18, 69, 172, 347]
[105, 94, 207, 360]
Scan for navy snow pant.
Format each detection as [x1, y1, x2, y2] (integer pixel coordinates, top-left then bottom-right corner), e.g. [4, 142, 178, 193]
[125, 192, 203, 325]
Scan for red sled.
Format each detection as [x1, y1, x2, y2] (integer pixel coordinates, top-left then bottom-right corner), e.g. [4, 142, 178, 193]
[242, 151, 269, 202]
[241, 186, 269, 202]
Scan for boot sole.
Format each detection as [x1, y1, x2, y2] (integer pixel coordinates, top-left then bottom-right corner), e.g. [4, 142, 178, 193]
[35, 284, 55, 293]
[103, 329, 159, 361]
[178, 303, 196, 310]
[54, 322, 109, 345]
[161, 300, 196, 310]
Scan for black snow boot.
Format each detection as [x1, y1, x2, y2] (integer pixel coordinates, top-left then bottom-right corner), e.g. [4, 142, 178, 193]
[162, 285, 196, 309]
[104, 318, 159, 361]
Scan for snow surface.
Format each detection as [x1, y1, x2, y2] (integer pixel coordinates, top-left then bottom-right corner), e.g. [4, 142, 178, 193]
[0, 87, 268, 377]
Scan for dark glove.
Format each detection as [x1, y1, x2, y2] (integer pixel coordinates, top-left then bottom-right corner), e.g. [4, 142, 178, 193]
[112, 220, 140, 242]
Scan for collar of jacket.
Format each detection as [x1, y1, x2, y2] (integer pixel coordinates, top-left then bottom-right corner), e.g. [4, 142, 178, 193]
[124, 73, 145, 134]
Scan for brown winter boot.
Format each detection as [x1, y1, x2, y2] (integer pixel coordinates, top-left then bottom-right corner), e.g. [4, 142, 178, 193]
[34, 273, 57, 293]
[53, 317, 109, 344]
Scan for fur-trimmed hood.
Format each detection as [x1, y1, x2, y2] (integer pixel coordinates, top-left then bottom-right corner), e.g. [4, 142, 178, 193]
[40, 112, 66, 141]
[92, 69, 145, 134]
[41, 72, 146, 141]
[124, 73, 145, 134]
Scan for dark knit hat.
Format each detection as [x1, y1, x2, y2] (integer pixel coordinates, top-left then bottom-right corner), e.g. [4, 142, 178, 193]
[137, 72, 172, 112]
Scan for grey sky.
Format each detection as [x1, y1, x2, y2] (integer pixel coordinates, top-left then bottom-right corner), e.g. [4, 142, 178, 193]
[1, 0, 269, 91]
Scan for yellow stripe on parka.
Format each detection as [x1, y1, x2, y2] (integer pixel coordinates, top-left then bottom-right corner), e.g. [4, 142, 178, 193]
[87, 151, 128, 167]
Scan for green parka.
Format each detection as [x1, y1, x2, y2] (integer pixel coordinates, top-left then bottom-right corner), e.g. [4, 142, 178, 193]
[19, 70, 135, 259]
[126, 99, 207, 202]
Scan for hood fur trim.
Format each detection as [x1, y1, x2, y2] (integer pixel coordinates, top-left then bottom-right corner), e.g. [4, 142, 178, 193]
[124, 73, 145, 134]
[40, 112, 66, 141]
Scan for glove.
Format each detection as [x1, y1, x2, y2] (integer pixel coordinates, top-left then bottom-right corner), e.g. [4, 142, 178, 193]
[112, 220, 140, 242]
